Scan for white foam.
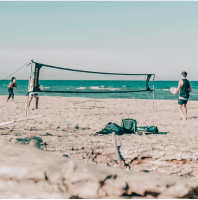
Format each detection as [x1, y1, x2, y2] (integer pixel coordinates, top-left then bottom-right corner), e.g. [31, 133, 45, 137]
[89, 87, 101, 90]
[108, 88, 120, 91]
[76, 87, 87, 90]
[89, 86, 120, 90]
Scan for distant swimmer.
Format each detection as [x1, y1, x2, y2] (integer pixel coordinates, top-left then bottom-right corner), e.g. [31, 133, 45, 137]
[174, 71, 192, 120]
[6, 77, 17, 103]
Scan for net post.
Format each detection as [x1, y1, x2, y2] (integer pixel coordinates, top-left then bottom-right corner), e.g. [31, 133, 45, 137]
[153, 74, 155, 111]
[26, 61, 33, 117]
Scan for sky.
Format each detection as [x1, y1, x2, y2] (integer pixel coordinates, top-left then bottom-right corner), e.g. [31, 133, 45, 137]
[0, 1, 198, 80]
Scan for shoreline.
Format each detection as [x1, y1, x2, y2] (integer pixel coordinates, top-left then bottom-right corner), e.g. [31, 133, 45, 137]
[1, 94, 198, 102]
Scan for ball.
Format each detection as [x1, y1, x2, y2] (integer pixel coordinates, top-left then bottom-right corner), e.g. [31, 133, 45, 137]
[39, 85, 44, 91]
[170, 87, 177, 94]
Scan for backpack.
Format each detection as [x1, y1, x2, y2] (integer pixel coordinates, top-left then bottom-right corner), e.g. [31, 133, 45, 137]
[121, 118, 137, 133]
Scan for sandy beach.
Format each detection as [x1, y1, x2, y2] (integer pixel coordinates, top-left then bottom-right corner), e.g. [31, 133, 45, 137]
[1, 96, 198, 178]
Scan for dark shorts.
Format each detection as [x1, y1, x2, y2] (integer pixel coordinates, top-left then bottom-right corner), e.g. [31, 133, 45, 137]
[8, 88, 14, 99]
[178, 99, 188, 105]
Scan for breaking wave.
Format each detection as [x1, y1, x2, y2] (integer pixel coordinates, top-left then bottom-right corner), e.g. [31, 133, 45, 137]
[76, 87, 87, 90]
[89, 86, 120, 90]
[75, 86, 121, 90]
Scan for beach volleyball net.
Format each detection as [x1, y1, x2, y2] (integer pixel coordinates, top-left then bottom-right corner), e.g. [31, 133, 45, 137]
[28, 60, 155, 94]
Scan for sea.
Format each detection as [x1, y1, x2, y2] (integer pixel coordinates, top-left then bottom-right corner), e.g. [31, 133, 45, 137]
[1, 80, 198, 100]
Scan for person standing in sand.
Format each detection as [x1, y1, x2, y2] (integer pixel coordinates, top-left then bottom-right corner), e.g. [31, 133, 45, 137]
[6, 77, 17, 103]
[175, 71, 192, 120]
[28, 74, 39, 109]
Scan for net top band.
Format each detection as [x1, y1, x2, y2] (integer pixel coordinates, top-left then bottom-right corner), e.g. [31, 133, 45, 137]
[32, 60, 154, 76]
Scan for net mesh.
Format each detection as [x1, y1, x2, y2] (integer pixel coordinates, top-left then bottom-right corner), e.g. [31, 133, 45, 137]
[29, 61, 154, 94]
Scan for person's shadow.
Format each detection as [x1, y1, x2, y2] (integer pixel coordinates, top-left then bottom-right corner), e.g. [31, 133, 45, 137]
[158, 132, 168, 135]
[137, 132, 168, 135]
[117, 131, 169, 135]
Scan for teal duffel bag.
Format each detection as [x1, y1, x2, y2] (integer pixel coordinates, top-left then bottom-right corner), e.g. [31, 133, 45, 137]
[121, 118, 137, 133]
[137, 126, 159, 134]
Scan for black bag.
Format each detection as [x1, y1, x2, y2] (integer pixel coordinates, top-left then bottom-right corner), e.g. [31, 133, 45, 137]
[98, 122, 124, 135]
[121, 118, 137, 133]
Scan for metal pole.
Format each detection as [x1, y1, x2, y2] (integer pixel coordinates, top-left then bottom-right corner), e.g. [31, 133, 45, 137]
[26, 61, 33, 117]
[153, 74, 155, 111]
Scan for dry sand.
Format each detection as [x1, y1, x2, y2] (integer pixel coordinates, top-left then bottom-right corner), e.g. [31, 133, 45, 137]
[0, 95, 198, 178]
